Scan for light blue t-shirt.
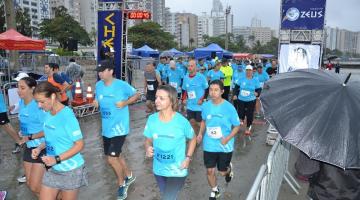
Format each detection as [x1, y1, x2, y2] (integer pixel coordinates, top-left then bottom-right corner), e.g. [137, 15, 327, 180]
[232, 70, 245, 89]
[182, 73, 208, 111]
[197, 63, 209, 77]
[201, 100, 240, 152]
[207, 70, 224, 82]
[0, 93, 6, 113]
[144, 112, 194, 177]
[176, 62, 187, 77]
[254, 71, 270, 88]
[18, 99, 46, 148]
[157, 63, 169, 81]
[235, 76, 261, 102]
[43, 106, 84, 172]
[167, 68, 184, 93]
[96, 79, 137, 138]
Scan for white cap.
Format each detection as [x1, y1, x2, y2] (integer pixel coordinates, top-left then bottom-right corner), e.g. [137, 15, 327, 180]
[110, 48, 115, 53]
[245, 65, 253, 70]
[14, 72, 29, 81]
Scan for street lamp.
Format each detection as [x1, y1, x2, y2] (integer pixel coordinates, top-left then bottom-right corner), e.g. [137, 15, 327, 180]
[225, 6, 231, 50]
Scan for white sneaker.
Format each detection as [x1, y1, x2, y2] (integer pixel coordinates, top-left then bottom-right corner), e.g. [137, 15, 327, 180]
[17, 175, 26, 183]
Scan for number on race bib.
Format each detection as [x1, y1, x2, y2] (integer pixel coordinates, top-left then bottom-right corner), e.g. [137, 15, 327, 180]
[169, 82, 177, 88]
[240, 90, 251, 97]
[147, 84, 154, 91]
[206, 127, 223, 139]
[188, 91, 196, 99]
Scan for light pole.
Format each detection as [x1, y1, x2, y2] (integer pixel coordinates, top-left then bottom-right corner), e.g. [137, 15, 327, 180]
[225, 6, 231, 50]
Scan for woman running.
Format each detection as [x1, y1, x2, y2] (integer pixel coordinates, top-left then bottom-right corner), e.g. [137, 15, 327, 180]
[32, 82, 87, 200]
[144, 85, 196, 199]
[17, 77, 46, 197]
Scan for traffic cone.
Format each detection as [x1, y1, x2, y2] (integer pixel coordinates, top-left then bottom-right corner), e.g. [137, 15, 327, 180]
[71, 80, 85, 106]
[86, 84, 94, 104]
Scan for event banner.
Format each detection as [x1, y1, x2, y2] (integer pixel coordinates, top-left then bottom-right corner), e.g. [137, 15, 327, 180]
[279, 44, 321, 73]
[281, 0, 326, 30]
[98, 10, 122, 79]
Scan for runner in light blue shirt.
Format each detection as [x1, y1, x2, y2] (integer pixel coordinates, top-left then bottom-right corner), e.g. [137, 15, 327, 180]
[32, 81, 87, 198]
[197, 80, 240, 200]
[207, 61, 225, 82]
[94, 60, 139, 199]
[167, 60, 184, 94]
[144, 85, 196, 200]
[157, 57, 169, 84]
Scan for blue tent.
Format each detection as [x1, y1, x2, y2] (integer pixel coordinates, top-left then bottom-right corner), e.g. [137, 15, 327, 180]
[194, 43, 226, 59]
[132, 45, 159, 58]
[161, 48, 184, 57]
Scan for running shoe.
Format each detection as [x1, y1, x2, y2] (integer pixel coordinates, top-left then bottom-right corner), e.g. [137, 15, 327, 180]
[225, 162, 234, 183]
[0, 191, 7, 200]
[125, 175, 136, 187]
[117, 185, 127, 200]
[255, 113, 261, 119]
[17, 175, 26, 183]
[209, 188, 221, 200]
[12, 143, 22, 154]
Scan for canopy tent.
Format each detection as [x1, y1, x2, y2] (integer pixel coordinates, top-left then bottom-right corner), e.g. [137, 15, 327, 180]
[194, 43, 226, 59]
[186, 50, 194, 57]
[132, 45, 159, 58]
[259, 54, 275, 59]
[0, 29, 46, 50]
[233, 53, 254, 59]
[161, 48, 184, 57]
[223, 50, 233, 59]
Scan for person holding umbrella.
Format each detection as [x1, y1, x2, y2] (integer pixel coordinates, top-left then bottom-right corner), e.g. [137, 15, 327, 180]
[232, 65, 261, 135]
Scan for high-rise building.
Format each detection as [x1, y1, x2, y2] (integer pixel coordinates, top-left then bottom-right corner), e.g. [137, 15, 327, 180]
[197, 12, 213, 47]
[210, 0, 233, 37]
[250, 27, 273, 45]
[325, 27, 360, 54]
[50, 0, 81, 22]
[164, 8, 177, 36]
[152, 0, 165, 27]
[79, 0, 97, 34]
[14, 0, 51, 37]
[176, 13, 198, 48]
[251, 16, 262, 28]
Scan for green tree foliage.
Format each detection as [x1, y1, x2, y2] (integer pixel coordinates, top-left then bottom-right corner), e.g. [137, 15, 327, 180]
[39, 6, 91, 49]
[128, 22, 177, 50]
[0, 4, 32, 36]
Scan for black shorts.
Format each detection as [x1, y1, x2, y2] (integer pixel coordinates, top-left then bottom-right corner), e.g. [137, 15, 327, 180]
[103, 135, 126, 157]
[23, 146, 46, 163]
[186, 110, 202, 122]
[203, 151, 233, 172]
[0, 112, 10, 125]
[146, 92, 156, 102]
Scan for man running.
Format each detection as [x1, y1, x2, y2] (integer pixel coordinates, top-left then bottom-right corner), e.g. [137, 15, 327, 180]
[197, 80, 240, 200]
[94, 60, 140, 200]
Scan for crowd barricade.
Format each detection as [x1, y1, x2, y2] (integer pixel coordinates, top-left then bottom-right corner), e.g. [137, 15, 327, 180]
[246, 136, 301, 200]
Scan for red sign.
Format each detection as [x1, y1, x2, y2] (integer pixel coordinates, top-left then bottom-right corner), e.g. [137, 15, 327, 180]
[127, 11, 151, 20]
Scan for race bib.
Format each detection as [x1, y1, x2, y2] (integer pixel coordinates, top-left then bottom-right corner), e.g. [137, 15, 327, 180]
[260, 82, 264, 88]
[240, 90, 251, 97]
[155, 148, 175, 164]
[101, 107, 113, 119]
[206, 126, 223, 139]
[147, 84, 154, 91]
[169, 82, 177, 89]
[188, 91, 196, 99]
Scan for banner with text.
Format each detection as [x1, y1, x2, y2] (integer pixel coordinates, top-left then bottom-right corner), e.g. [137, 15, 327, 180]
[281, 0, 326, 30]
[98, 10, 122, 79]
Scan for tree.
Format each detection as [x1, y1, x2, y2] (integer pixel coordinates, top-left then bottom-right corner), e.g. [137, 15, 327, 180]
[262, 37, 279, 55]
[128, 22, 177, 50]
[39, 6, 92, 49]
[0, 4, 32, 36]
[189, 38, 195, 48]
[251, 41, 263, 54]
[234, 35, 249, 52]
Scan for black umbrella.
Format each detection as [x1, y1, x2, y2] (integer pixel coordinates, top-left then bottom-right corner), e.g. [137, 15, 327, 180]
[261, 69, 360, 169]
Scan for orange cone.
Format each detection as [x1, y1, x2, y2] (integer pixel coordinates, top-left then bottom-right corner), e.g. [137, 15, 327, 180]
[71, 80, 85, 106]
[86, 84, 94, 104]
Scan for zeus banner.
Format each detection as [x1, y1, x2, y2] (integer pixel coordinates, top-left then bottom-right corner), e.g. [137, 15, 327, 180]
[98, 10, 122, 79]
[281, 0, 326, 30]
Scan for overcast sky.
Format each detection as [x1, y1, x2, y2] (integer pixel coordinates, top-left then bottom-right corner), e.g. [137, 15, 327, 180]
[165, 0, 360, 32]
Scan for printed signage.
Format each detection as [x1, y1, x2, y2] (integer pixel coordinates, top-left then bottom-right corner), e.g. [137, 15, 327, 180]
[281, 0, 326, 30]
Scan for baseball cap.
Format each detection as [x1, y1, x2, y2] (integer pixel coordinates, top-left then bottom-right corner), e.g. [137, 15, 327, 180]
[245, 65, 253, 70]
[14, 72, 29, 81]
[95, 60, 114, 72]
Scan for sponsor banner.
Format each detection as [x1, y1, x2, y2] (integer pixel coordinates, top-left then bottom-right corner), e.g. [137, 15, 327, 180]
[281, 0, 326, 30]
[279, 44, 321, 73]
[98, 10, 122, 78]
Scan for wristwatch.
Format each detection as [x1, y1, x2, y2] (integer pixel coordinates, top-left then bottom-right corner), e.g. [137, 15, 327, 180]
[55, 155, 61, 164]
[27, 135, 33, 141]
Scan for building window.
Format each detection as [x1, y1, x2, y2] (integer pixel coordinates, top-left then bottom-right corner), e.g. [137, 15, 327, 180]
[23, 0, 29, 5]
[31, 2, 37, 6]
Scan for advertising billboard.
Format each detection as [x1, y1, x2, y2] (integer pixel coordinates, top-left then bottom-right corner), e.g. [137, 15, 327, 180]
[281, 0, 326, 30]
[279, 44, 321, 73]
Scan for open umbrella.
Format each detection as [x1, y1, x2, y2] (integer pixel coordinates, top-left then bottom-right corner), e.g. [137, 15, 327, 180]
[261, 69, 360, 169]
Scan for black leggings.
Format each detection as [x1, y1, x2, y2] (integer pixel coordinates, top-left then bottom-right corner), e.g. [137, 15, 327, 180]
[222, 86, 230, 100]
[238, 100, 256, 128]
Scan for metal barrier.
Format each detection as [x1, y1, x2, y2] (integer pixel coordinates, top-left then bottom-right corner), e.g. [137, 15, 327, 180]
[246, 136, 301, 200]
[2, 82, 20, 119]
